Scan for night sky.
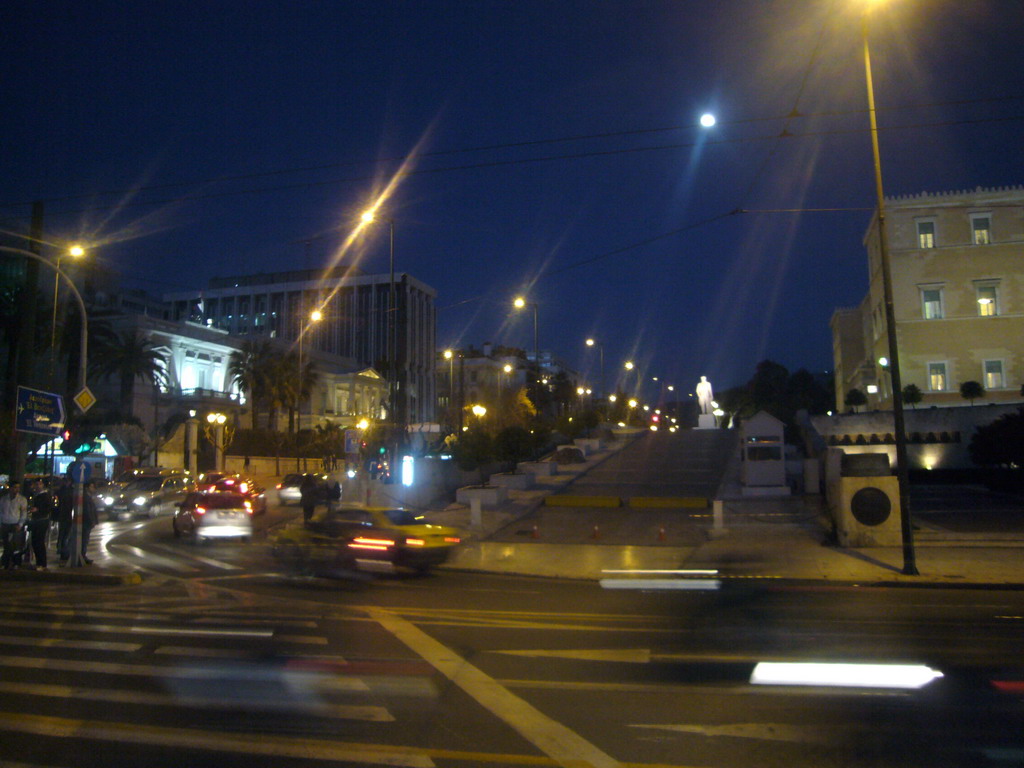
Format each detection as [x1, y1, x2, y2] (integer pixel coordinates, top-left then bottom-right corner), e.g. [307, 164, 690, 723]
[4, 1, 1023, 402]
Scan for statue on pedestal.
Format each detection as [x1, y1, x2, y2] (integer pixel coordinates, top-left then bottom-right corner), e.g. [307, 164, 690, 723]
[696, 376, 714, 415]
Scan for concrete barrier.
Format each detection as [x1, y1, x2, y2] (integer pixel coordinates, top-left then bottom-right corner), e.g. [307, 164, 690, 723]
[574, 438, 602, 454]
[518, 461, 556, 476]
[545, 495, 621, 508]
[487, 472, 533, 490]
[456, 485, 509, 508]
[628, 496, 708, 509]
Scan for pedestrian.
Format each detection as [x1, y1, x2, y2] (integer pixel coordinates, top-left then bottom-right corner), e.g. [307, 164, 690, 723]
[55, 477, 73, 566]
[326, 479, 342, 513]
[0, 480, 29, 569]
[299, 474, 320, 524]
[27, 479, 55, 570]
[80, 481, 99, 565]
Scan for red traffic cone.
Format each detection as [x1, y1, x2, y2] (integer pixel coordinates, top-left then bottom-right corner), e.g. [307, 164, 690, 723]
[591, 525, 600, 540]
[531, 524, 540, 539]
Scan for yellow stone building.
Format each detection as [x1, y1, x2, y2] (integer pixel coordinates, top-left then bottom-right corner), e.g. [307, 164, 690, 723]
[833, 186, 1024, 411]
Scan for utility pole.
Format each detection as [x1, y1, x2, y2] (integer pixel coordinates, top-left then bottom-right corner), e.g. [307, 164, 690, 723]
[9, 202, 44, 480]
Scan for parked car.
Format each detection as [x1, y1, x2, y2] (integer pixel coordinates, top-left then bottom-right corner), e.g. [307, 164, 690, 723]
[276, 473, 328, 505]
[109, 474, 195, 518]
[196, 472, 231, 491]
[173, 491, 254, 541]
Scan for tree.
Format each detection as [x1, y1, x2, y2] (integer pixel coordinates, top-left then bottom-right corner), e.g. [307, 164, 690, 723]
[451, 428, 493, 483]
[92, 331, 168, 419]
[969, 409, 1024, 468]
[105, 423, 154, 466]
[228, 340, 276, 429]
[959, 380, 985, 406]
[844, 388, 867, 413]
[494, 426, 534, 472]
[902, 383, 923, 409]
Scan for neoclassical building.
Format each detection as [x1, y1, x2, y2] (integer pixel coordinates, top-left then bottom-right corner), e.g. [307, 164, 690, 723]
[832, 185, 1024, 411]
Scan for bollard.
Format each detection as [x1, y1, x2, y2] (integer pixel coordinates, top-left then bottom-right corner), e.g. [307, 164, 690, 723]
[470, 497, 483, 529]
[657, 526, 666, 542]
[591, 525, 600, 540]
[531, 524, 540, 539]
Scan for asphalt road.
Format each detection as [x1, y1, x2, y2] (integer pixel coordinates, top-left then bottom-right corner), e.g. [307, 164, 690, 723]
[1, 503, 1022, 768]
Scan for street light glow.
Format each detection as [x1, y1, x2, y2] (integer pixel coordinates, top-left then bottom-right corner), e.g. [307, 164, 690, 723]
[700, 113, 716, 128]
[586, 338, 595, 347]
[503, 364, 513, 373]
[513, 296, 526, 309]
[68, 244, 86, 258]
[444, 349, 453, 360]
[471, 404, 487, 417]
[624, 361, 634, 370]
[310, 309, 322, 322]
[361, 210, 376, 223]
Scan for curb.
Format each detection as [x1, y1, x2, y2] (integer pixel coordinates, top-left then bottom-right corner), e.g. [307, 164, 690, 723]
[0, 568, 143, 586]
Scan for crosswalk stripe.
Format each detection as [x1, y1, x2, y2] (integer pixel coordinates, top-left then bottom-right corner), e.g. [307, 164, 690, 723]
[0, 655, 370, 691]
[151, 543, 243, 570]
[0, 681, 394, 721]
[0, 712, 432, 767]
[0, 634, 142, 653]
[108, 544, 199, 572]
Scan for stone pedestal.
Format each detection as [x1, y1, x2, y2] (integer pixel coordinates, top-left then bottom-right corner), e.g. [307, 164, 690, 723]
[519, 461, 555, 477]
[488, 472, 533, 490]
[696, 413, 717, 429]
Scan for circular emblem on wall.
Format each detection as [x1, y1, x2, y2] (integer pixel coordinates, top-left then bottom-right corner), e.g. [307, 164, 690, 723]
[850, 486, 891, 526]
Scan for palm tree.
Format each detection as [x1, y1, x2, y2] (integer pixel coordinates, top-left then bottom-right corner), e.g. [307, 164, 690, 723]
[228, 340, 276, 429]
[92, 330, 169, 419]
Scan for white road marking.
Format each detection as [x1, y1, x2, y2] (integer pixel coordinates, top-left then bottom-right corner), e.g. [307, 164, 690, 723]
[629, 722, 839, 744]
[129, 626, 274, 638]
[0, 634, 141, 653]
[108, 544, 199, 572]
[368, 607, 621, 768]
[600, 578, 721, 590]
[151, 543, 243, 570]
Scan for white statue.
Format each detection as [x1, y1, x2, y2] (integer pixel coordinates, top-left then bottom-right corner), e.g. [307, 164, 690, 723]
[696, 376, 714, 414]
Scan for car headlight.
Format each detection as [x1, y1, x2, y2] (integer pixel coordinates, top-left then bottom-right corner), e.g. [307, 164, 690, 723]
[102, 496, 114, 506]
[133, 496, 148, 506]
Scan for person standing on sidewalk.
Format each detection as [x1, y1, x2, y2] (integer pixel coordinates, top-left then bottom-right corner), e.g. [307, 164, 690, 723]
[299, 474, 321, 524]
[80, 481, 99, 565]
[0, 480, 29, 569]
[27, 480, 55, 570]
[55, 477, 73, 566]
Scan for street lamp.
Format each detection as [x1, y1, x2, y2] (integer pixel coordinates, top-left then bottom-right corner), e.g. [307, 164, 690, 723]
[297, 306, 322, 439]
[362, 209, 398, 427]
[2, 245, 88, 397]
[862, 2, 917, 575]
[513, 296, 539, 382]
[585, 338, 605, 398]
[204, 412, 232, 472]
[50, 243, 86, 379]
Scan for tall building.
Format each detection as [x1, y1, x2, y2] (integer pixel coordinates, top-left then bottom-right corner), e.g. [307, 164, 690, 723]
[165, 266, 436, 425]
[832, 185, 1024, 411]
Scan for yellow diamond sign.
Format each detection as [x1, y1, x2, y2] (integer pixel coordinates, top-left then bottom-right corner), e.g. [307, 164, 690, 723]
[74, 387, 96, 413]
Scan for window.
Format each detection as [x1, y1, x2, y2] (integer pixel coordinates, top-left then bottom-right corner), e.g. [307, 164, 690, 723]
[917, 220, 936, 249]
[971, 214, 991, 245]
[976, 284, 998, 316]
[984, 360, 1004, 390]
[928, 362, 947, 391]
[921, 287, 943, 319]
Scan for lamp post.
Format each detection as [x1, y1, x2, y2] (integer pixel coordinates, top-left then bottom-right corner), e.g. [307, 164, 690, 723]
[296, 307, 321, 468]
[443, 349, 455, 427]
[862, 4, 916, 575]
[204, 412, 230, 472]
[362, 210, 397, 427]
[585, 338, 604, 399]
[3, 246, 88, 397]
[513, 296, 538, 382]
[50, 244, 85, 380]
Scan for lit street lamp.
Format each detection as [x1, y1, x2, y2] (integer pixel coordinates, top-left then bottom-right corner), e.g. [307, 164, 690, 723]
[362, 209, 398, 427]
[204, 412, 231, 472]
[585, 338, 605, 398]
[50, 243, 85, 378]
[513, 296, 539, 381]
[862, 2, 917, 575]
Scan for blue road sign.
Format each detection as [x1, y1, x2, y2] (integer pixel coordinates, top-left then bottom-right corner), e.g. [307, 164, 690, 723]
[345, 429, 360, 454]
[68, 458, 91, 484]
[15, 386, 66, 437]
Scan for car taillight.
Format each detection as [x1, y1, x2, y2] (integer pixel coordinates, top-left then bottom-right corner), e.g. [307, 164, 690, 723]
[239, 482, 249, 493]
[244, 501, 253, 515]
[195, 506, 206, 516]
[444, 537, 461, 544]
[349, 537, 394, 551]
[276, 484, 283, 489]
[405, 537, 425, 547]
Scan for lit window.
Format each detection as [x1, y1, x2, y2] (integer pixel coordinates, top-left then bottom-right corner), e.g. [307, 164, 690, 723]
[917, 220, 936, 249]
[928, 362, 947, 391]
[976, 284, 997, 317]
[971, 215, 991, 245]
[921, 288, 943, 319]
[984, 360, 1004, 390]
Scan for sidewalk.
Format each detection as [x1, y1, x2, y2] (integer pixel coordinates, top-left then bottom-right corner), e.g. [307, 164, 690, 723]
[434, 435, 1024, 587]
